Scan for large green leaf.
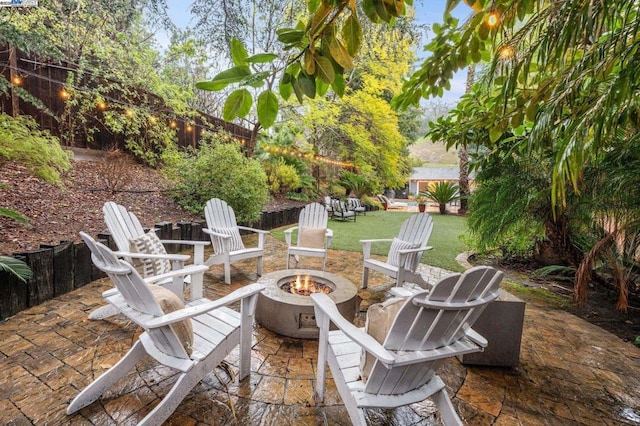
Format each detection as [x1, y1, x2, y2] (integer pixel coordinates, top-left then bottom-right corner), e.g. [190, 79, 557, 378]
[245, 53, 278, 63]
[315, 55, 335, 84]
[277, 28, 306, 44]
[257, 90, 279, 129]
[332, 73, 346, 97]
[329, 39, 353, 70]
[196, 66, 251, 91]
[0, 255, 32, 283]
[298, 72, 316, 98]
[308, 0, 321, 13]
[223, 89, 253, 121]
[342, 13, 362, 56]
[230, 38, 248, 66]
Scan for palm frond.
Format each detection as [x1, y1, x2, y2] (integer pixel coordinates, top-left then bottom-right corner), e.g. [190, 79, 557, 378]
[0, 256, 32, 283]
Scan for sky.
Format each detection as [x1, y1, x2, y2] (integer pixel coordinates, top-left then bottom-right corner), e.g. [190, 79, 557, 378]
[160, 0, 473, 104]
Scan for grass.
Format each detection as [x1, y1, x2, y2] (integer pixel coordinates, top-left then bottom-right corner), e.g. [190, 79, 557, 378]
[270, 210, 468, 272]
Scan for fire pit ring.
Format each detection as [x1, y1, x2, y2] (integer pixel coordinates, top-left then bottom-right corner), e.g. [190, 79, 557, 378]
[255, 269, 358, 338]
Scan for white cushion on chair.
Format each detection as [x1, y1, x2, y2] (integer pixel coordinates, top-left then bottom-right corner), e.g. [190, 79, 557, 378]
[213, 227, 245, 251]
[148, 285, 193, 356]
[299, 226, 325, 248]
[387, 237, 420, 270]
[360, 297, 406, 383]
[129, 230, 172, 277]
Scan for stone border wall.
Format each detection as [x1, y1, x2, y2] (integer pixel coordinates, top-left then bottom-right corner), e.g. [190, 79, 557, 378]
[0, 206, 304, 320]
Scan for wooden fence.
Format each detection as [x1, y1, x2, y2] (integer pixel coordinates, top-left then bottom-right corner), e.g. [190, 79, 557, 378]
[0, 45, 253, 150]
[0, 206, 304, 320]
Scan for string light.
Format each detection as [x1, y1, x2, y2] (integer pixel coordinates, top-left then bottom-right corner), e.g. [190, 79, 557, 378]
[169, 120, 177, 128]
[498, 46, 514, 59]
[60, 89, 71, 99]
[125, 108, 134, 117]
[486, 11, 499, 27]
[186, 124, 192, 132]
[262, 145, 353, 168]
[96, 100, 107, 110]
[11, 76, 23, 86]
[149, 115, 157, 123]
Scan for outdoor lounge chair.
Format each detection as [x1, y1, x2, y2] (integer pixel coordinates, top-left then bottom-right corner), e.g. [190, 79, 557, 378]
[377, 194, 408, 210]
[348, 197, 366, 216]
[361, 213, 433, 289]
[331, 199, 357, 222]
[203, 198, 269, 284]
[68, 232, 264, 426]
[90, 201, 210, 320]
[285, 202, 333, 270]
[312, 266, 503, 426]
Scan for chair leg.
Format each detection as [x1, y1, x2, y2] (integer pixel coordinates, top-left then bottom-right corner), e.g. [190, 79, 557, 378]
[362, 267, 369, 289]
[137, 366, 204, 426]
[257, 256, 263, 276]
[224, 261, 231, 285]
[431, 386, 463, 426]
[67, 341, 146, 414]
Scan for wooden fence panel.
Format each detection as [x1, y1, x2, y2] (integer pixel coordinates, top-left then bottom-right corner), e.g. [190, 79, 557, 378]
[41, 241, 74, 296]
[0, 271, 28, 320]
[14, 248, 54, 307]
[73, 241, 92, 288]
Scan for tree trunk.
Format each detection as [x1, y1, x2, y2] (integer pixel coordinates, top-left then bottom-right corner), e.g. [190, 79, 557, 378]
[439, 203, 446, 214]
[458, 65, 475, 215]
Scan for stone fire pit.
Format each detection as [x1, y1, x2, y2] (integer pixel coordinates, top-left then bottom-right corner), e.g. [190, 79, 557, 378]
[255, 269, 358, 338]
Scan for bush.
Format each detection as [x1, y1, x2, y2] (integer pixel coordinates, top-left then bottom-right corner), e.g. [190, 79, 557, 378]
[265, 159, 301, 196]
[162, 134, 269, 224]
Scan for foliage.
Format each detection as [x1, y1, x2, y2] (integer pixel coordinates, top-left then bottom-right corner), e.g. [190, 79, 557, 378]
[265, 159, 301, 196]
[6, 1, 193, 165]
[420, 181, 460, 214]
[196, 0, 415, 127]
[162, 132, 269, 224]
[338, 171, 377, 198]
[0, 114, 71, 183]
[0, 255, 33, 283]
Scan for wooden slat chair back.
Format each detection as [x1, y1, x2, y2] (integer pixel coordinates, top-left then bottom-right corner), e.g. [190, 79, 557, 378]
[284, 202, 333, 270]
[68, 232, 263, 425]
[203, 198, 269, 284]
[312, 266, 503, 426]
[361, 213, 434, 289]
[90, 202, 209, 321]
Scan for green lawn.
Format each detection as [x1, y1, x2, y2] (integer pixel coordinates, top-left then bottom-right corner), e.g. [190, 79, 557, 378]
[270, 210, 468, 272]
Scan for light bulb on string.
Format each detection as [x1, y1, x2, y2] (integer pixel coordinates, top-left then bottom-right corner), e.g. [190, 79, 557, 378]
[486, 11, 499, 27]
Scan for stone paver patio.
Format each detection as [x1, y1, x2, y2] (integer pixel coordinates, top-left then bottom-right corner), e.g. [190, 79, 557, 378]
[1, 235, 639, 425]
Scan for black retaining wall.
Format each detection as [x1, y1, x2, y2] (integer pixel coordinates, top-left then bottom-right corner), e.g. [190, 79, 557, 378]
[0, 206, 304, 320]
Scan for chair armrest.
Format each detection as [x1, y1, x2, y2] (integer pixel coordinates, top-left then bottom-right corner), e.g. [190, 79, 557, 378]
[465, 327, 488, 347]
[311, 293, 395, 366]
[359, 239, 393, 244]
[146, 283, 265, 327]
[237, 226, 270, 235]
[398, 246, 433, 255]
[202, 228, 231, 239]
[325, 228, 333, 247]
[114, 251, 191, 262]
[143, 264, 209, 285]
[160, 239, 210, 247]
[284, 226, 298, 245]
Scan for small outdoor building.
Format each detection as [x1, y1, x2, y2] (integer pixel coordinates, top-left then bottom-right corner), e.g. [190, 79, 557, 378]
[408, 166, 475, 195]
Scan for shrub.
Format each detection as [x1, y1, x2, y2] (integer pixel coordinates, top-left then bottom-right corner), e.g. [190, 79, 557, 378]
[265, 159, 301, 196]
[420, 181, 460, 214]
[163, 134, 269, 224]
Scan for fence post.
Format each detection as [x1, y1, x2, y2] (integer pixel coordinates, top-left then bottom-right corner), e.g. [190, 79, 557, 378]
[14, 248, 54, 307]
[73, 241, 93, 288]
[0, 270, 28, 320]
[41, 241, 74, 296]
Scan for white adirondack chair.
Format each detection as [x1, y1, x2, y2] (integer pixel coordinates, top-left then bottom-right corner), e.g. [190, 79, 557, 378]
[361, 213, 434, 289]
[68, 232, 264, 426]
[285, 202, 333, 270]
[312, 266, 503, 426]
[89, 202, 210, 320]
[203, 198, 269, 284]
